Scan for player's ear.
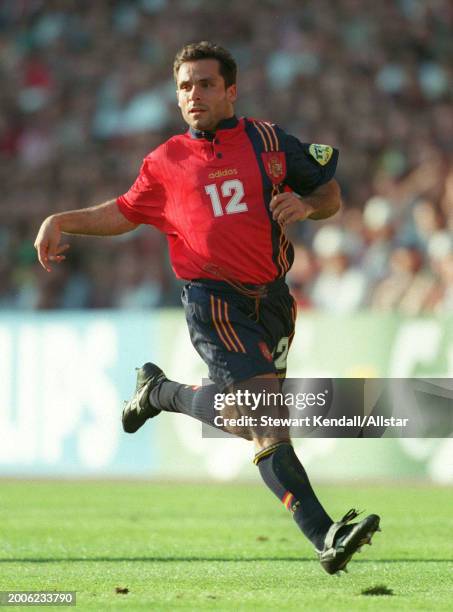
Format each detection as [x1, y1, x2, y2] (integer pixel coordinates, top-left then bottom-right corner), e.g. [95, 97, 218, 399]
[226, 84, 237, 104]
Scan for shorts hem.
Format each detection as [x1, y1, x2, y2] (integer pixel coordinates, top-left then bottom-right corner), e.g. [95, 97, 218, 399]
[215, 364, 277, 392]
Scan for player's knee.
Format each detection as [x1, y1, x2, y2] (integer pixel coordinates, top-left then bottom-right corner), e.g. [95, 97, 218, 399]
[252, 433, 290, 453]
[217, 403, 253, 440]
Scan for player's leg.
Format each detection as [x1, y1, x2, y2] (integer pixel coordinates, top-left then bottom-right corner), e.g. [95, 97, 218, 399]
[243, 292, 332, 551]
[122, 281, 259, 438]
[245, 373, 380, 574]
[230, 372, 334, 551]
[122, 282, 290, 435]
[122, 362, 252, 439]
[121, 356, 338, 552]
[248, 294, 381, 574]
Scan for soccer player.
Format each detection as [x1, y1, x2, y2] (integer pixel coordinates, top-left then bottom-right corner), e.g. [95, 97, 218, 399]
[34, 41, 380, 574]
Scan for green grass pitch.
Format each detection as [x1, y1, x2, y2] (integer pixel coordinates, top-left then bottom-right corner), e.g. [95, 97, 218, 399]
[0, 481, 452, 610]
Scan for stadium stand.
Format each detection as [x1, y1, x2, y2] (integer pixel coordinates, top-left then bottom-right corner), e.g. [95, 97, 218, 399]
[1, 0, 452, 311]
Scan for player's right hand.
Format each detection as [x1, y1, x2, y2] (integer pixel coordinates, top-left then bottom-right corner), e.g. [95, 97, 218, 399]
[34, 216, 70, 272]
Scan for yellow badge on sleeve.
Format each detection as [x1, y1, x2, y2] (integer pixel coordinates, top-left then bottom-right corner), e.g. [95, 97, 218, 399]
[309, 144, 333, 166]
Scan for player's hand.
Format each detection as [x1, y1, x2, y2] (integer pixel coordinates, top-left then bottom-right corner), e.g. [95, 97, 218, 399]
[270, 192, 315, 226]
[34, 216, 70, 272]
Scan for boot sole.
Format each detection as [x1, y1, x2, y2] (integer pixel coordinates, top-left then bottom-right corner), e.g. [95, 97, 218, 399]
[320, 514, 381, 575]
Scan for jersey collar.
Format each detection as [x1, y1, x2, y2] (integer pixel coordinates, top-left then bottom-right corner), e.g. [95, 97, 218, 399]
[188, 115, 239, 140]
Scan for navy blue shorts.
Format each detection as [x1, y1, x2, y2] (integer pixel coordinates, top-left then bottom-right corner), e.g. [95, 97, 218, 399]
[181, 278, 297, 391]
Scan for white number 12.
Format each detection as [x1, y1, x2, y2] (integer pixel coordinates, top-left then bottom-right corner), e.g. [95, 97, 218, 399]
[205, 179, 248, 217]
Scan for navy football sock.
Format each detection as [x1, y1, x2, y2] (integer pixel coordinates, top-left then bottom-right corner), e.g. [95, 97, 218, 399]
[149, 381, 219, 428]
[255, 442, 333, 550]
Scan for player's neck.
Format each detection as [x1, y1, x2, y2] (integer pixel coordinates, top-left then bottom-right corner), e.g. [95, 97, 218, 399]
[189, 115, 238, 139]
[210, 113, 237, 132]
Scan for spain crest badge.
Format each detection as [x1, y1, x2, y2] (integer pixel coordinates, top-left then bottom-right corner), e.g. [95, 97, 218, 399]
[262, 152, 287, 184]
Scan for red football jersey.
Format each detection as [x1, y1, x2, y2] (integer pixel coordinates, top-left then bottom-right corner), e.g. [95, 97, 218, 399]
[117, 116, 338, 284]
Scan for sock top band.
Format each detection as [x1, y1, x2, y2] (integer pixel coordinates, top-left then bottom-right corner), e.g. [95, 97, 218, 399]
[253, 442, 292, 465]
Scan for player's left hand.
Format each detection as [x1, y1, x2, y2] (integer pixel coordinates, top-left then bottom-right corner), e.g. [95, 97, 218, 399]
[269, 192, 315, 225]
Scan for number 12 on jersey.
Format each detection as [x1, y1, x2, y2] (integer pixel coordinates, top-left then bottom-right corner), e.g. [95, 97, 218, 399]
[205, 179, 248, 217]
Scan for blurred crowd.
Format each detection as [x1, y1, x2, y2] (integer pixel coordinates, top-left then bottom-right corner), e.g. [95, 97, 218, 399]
[1, 0, 452, 312]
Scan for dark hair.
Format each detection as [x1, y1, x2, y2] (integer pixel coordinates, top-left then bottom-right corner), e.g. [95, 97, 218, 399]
[173, 41, 237, 87]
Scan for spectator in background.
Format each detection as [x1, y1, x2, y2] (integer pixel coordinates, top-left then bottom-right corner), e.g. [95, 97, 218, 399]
[370, 245, 436, 315]
[440, 167, 453, 228]
[286, 244, 316, 308]
[409, 198, 445, 254]
[310, 226, 368, 313]
[361, 196, 396, 284]
[426, 232, 453, 313]
[111, 251, 162, 309]
[434, 251, 453, 313]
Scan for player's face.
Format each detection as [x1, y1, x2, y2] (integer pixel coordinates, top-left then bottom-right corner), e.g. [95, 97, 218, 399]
[176, 59, 237, 132]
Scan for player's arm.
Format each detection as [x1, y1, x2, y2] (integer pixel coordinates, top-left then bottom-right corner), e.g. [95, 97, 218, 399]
[34, 199, 138, 272]
[298, 178, 342, 220]
[270, 132, 342, 226]
[270, 179, 341, 225]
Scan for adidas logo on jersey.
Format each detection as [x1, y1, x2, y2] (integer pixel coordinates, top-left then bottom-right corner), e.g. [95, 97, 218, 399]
[208, 168, 238, 179]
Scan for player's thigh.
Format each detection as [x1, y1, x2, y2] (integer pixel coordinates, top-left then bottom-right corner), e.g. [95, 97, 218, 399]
[182, 283, 277, 391]
[232, 373, 291, 448]
[261, 289, 298, 380]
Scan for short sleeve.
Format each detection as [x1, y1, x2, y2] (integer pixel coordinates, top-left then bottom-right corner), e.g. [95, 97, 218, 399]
[116, 155, 168, 230]
[282, 132, 339, 196]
